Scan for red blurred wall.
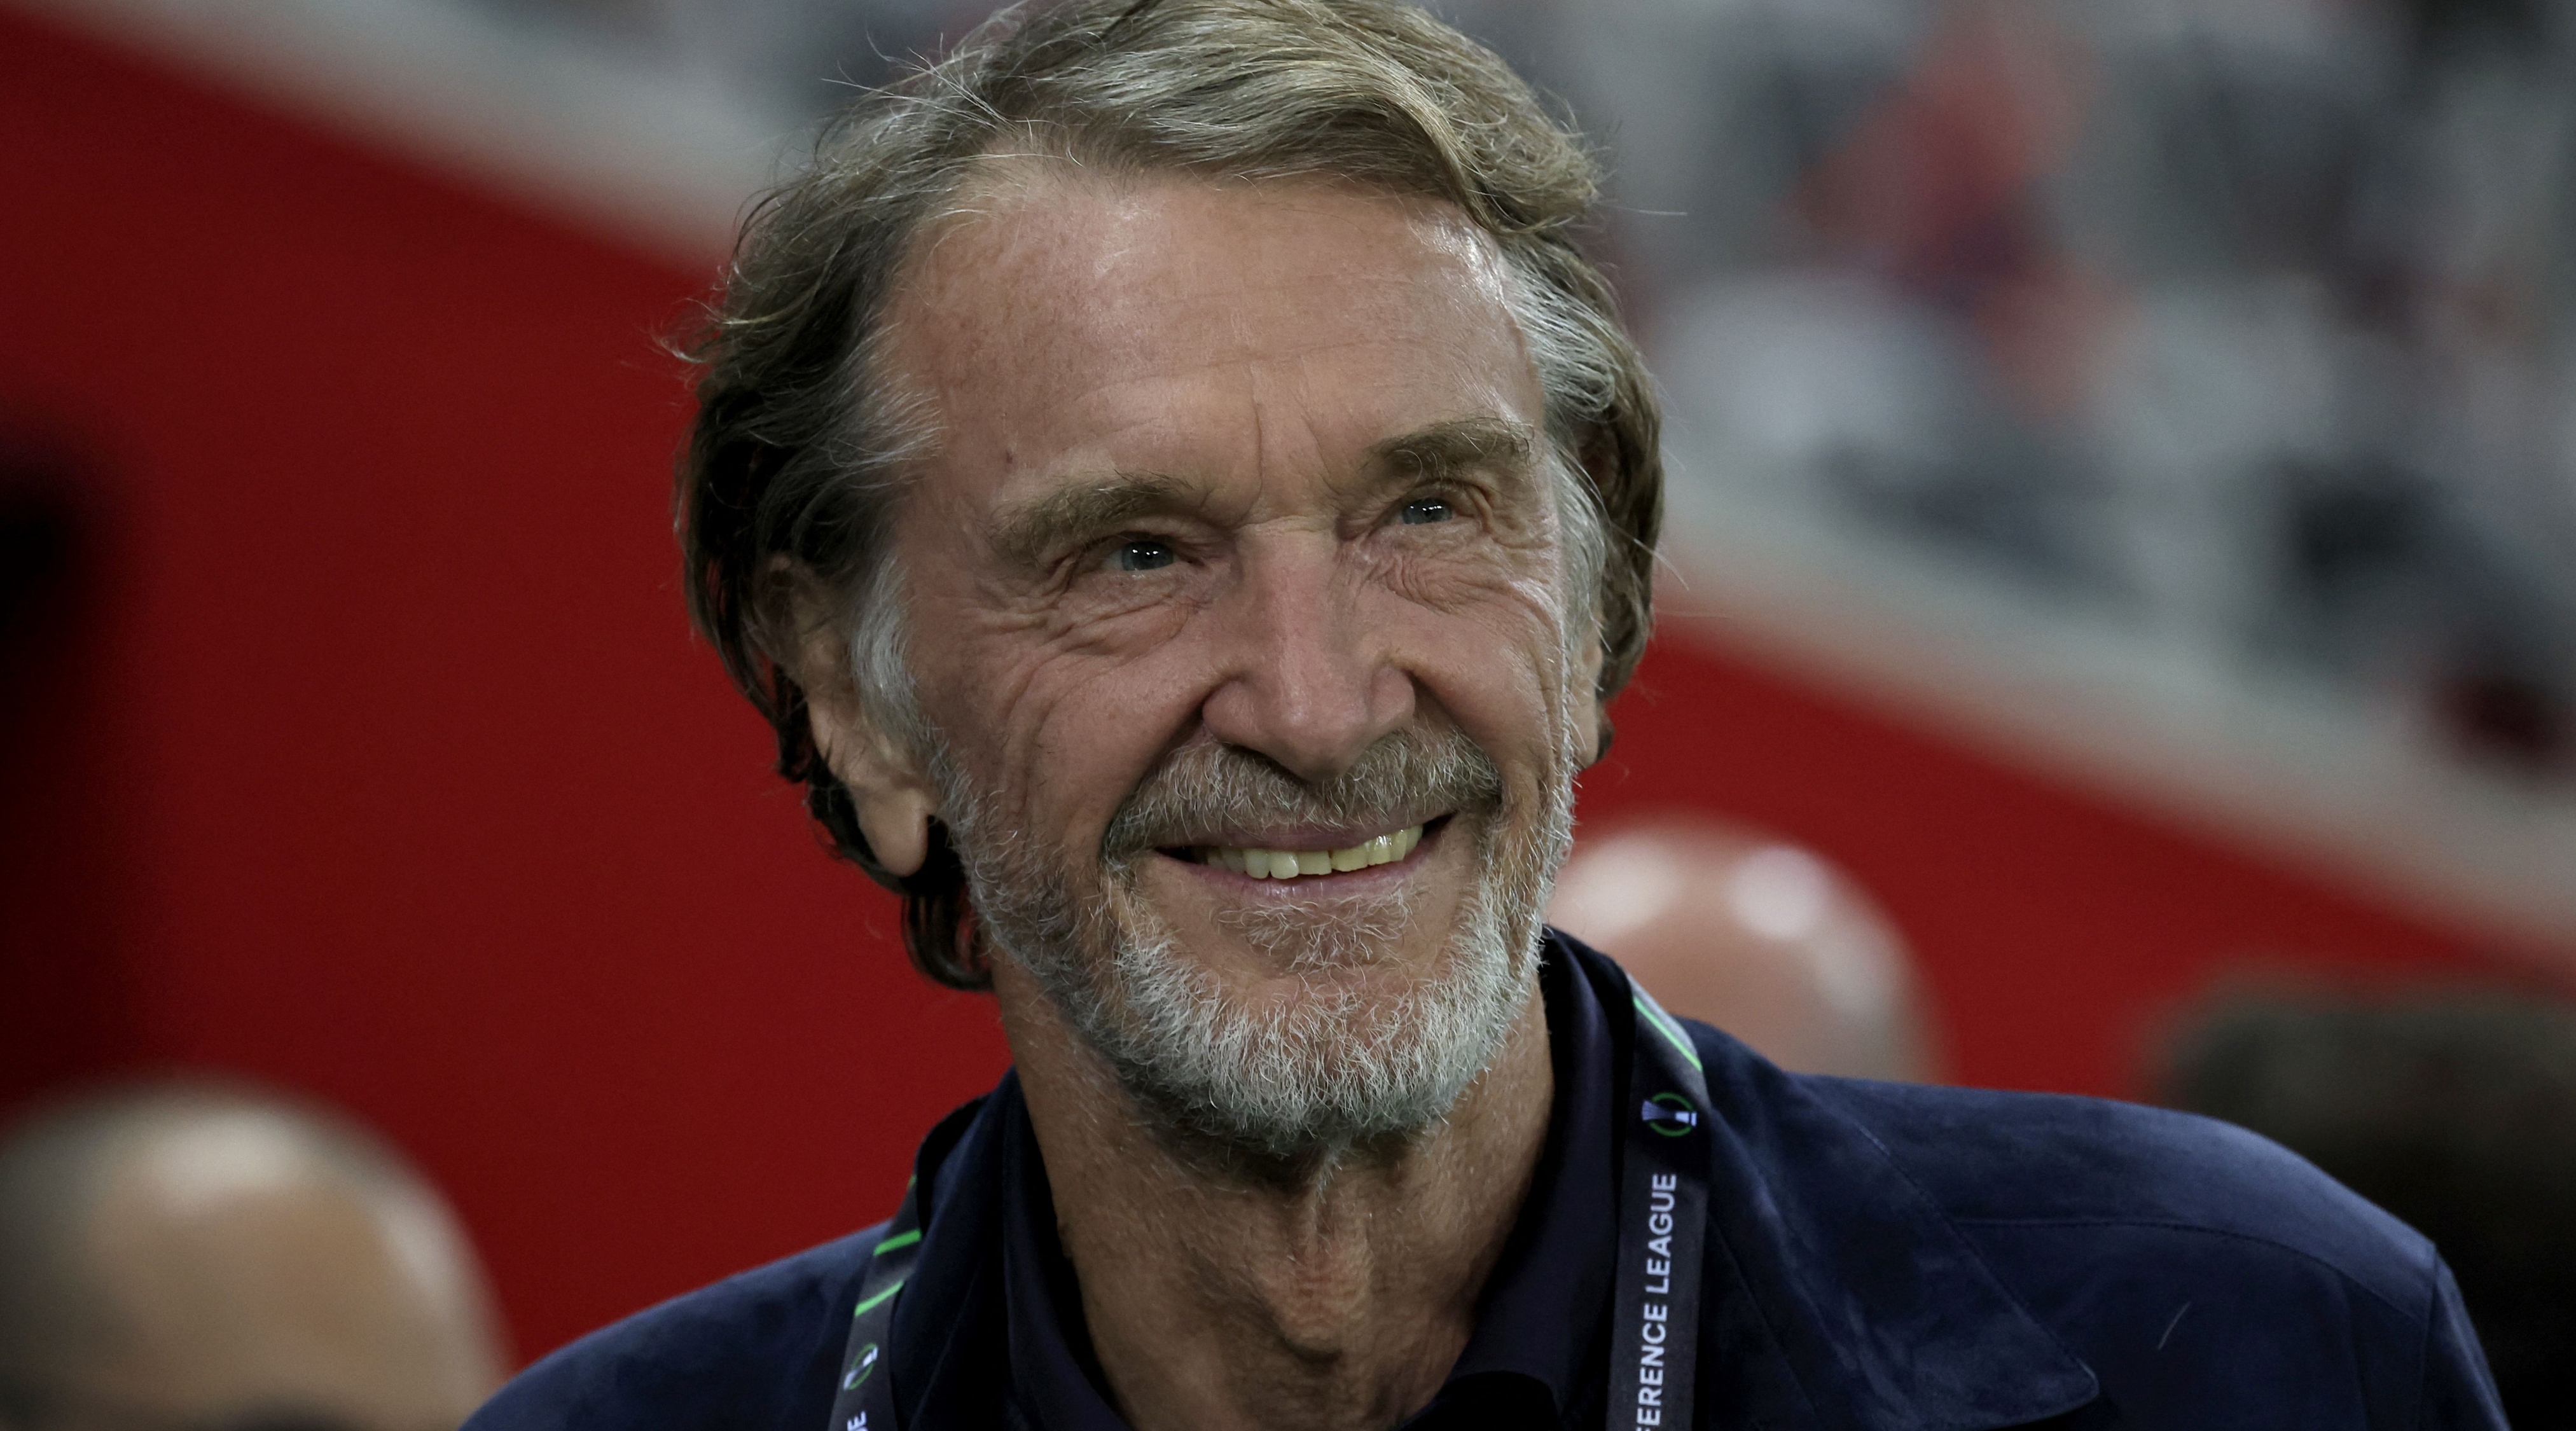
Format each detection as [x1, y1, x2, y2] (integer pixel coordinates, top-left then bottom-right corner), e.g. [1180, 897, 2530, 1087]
[0, 5, 2545, 1364]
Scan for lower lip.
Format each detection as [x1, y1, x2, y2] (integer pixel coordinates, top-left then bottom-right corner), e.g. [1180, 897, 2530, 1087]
[1160, 819, 1449, 892]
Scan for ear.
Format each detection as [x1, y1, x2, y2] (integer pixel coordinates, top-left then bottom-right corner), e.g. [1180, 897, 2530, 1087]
[786, 574, 939, 880]
[1570, 630, 1609, 770]
[809, 684, 939, 878]
[1567, 425, 1621, 770]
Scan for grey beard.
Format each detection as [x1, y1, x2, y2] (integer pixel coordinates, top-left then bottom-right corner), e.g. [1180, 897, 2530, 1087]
[942, 727, 1574, 1167]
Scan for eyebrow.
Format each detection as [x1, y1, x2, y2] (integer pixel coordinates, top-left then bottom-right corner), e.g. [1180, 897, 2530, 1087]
[985, 472, 1198, 571]
[1371, 415, 1539, 484]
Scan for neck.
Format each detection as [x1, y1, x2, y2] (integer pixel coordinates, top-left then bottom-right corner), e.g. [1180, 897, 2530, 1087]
[992, 960, 1555, 1431]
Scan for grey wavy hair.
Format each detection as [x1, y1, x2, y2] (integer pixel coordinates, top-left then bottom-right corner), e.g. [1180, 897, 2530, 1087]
[679, 0, 1664, 989]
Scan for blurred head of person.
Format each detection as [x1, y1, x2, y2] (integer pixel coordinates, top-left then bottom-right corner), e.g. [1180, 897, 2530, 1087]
[2157, 987, 2576, 1428]
[1546, 816, 1937, 1081]
[0, 1083, 505, 1431]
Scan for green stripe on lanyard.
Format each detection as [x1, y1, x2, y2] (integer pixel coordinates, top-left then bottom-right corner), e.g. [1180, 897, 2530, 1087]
[827, 1189, 924, 1431]
[1633, 991, 1705, 1072]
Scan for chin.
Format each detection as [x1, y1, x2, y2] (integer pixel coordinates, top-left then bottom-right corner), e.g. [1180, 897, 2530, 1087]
[1051, 872, 1540, 1168]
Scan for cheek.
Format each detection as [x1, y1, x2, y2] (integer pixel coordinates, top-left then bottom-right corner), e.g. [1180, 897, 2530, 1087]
[918, 609, 1205, 838]
[1373, 575, 1581, 752]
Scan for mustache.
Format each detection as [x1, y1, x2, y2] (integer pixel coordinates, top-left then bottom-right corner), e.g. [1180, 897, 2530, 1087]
[1100, 728, 1506, 863]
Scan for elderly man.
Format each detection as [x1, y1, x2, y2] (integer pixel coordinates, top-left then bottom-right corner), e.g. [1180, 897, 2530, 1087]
[473, 2, 2503, 1427]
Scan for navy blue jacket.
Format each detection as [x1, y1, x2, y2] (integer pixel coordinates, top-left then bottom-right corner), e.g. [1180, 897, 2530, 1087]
[471, 934, 2505, 1429]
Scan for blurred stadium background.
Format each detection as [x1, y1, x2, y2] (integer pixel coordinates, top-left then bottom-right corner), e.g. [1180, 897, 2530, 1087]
[3, 0, 2572, 1365]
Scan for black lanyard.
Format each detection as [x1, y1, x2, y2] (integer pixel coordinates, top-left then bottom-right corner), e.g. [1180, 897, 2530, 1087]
[828, 972, 1714, 1431]
[1611, 981, 1713, 1431]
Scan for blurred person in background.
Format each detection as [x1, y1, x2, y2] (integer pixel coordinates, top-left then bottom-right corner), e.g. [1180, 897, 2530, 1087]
[2160, 989, 2576, 1430]
[0, 1084, 506, 1431]
[1548, 817, 1937, 1081]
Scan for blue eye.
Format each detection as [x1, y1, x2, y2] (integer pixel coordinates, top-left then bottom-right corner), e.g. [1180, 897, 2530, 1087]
[1399, 497, 1454, 525]
[1113, 538, 1175, 572]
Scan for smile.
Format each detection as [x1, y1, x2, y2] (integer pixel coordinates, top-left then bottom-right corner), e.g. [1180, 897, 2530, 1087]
[1186, 823, 1427, 881]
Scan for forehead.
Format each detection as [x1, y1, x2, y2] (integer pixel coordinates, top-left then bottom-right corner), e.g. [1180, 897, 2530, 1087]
[878, 167, 1543, 499]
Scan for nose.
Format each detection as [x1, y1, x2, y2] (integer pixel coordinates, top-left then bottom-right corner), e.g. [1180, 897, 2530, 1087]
[1198, 531, 1415, 784]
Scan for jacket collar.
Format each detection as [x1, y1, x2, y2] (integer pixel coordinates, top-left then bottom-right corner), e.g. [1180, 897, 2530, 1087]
[1623, 934, 2099, 1430]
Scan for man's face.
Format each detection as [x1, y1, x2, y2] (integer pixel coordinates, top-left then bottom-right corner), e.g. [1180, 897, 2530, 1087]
[864, 170, 1598, 1156]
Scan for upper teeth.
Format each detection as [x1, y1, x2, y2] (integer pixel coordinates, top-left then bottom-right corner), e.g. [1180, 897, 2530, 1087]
[1199, 825, 1423, 880]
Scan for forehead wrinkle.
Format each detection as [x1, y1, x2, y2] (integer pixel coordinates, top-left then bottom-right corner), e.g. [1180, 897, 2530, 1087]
[903, 174, 1520, 385]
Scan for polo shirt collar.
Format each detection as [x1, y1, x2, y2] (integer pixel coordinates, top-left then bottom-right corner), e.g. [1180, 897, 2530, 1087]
[997, 1098, 1120, 1431]
[1397, 938, 1620, 1426]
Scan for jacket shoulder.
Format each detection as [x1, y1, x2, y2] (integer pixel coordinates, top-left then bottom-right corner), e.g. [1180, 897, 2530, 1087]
[1801, 1069, 2437, 1313]
[464, 1226, 880, 1431]
[1775, 1070, 2509, 1425]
